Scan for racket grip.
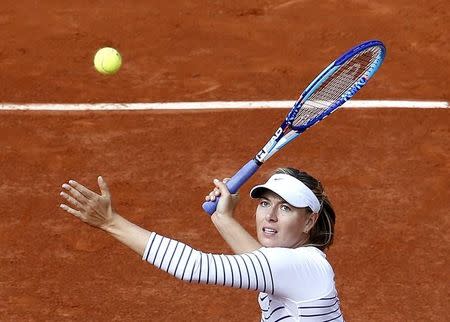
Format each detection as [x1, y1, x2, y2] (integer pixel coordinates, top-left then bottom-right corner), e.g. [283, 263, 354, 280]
[202, 159, 261, 215]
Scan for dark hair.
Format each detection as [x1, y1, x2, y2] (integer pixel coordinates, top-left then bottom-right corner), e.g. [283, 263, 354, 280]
[274, 167, 335, 251]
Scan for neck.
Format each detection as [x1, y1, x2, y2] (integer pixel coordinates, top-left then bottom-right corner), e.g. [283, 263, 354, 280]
[293, 233, 310, 248]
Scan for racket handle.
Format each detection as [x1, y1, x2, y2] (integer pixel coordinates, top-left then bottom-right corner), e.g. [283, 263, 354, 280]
[202, 159, 261, 215]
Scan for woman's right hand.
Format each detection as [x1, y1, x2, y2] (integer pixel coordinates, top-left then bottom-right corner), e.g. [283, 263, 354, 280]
[59, 176, 116, 230]
[205, 178, 240, 217]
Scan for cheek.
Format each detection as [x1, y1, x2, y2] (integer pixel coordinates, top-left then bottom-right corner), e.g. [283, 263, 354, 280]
[255, 207, 265, 223]
[255, 214, 265, 233]
[281, 216, 306, 238]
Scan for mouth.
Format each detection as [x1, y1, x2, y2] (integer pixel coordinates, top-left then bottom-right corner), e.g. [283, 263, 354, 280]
[262, 227, 278, 236]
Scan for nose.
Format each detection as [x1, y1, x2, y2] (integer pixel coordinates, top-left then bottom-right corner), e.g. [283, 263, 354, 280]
[265, 207, 278, 222]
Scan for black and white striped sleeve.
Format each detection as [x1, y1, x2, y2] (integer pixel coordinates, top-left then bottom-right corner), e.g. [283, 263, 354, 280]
[142, 232, 276, 295]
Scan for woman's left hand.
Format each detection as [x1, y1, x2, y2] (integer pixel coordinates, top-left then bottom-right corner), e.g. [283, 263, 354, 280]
[59, 176, 116, 230]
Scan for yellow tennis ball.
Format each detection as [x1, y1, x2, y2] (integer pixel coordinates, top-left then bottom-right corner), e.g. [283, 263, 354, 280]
[94, 47, 122, 75]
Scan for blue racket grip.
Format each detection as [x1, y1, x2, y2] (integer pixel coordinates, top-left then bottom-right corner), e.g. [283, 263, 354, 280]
[202, 159, 261, 215]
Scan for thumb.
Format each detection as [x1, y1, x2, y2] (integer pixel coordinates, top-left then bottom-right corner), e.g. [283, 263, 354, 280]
[214, 178, 230, 196]
[98, 176, 111, 197]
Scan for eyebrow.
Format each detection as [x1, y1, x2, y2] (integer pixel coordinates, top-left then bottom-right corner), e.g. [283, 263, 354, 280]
[259, 194, 307, 212]
[259, 194, 289, 205]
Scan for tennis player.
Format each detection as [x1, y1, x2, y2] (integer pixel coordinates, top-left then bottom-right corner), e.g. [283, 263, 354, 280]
[60, 167, 344, 321]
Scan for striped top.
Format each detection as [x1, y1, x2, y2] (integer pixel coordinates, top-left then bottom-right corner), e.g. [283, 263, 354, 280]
[143, 232, 344, 321]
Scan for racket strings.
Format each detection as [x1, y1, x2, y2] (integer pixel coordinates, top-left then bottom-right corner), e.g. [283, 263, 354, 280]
[293, 46, 382, 127]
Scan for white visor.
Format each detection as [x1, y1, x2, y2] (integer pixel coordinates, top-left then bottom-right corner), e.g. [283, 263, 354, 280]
[250, 173, 321, 213]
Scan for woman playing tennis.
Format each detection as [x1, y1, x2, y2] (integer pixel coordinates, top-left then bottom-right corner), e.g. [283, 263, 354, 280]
[60, 167, 344, 322]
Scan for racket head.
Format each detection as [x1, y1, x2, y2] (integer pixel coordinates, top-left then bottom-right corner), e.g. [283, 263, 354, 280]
[203, 41, 386, 214]
[258, 40, 385, 163]
[287, 40, 386, 132]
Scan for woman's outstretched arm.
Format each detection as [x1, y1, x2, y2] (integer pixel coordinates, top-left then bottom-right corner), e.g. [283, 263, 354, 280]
[59, 176, 151, 256]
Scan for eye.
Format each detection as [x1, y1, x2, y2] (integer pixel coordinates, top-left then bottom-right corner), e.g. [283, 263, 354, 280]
[259, 200, 270, 207]
[280, 204, 292, 212]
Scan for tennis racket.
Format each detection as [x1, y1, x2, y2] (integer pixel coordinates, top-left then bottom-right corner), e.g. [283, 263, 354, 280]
[202, 40, 386, 215]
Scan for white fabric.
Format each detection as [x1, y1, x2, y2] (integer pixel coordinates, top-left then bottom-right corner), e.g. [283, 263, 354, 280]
[142, 233, 344, 321]
[250, 174, 321, 213]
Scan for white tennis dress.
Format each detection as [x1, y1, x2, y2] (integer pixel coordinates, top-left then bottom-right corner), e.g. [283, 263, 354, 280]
[143, 232, 344, 321]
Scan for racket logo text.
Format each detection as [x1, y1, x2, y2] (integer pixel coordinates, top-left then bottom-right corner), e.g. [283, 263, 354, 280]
[342, 76, 367, 102]
[256, 127, 284, 163]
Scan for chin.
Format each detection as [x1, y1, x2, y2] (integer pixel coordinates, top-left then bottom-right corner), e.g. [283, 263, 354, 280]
[258, 237, 279, 248]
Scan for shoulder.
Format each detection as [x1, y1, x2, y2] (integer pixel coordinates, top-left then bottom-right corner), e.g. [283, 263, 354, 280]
[257, 246, 329, 266]
[255, 246, 334, 279]
[255, 246, 336, 300]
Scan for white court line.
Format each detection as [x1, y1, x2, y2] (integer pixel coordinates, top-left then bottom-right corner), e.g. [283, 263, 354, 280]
[0, 100, 448, 110]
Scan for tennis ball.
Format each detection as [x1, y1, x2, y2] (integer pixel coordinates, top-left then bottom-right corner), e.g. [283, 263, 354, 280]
[94, 47, 122, 75]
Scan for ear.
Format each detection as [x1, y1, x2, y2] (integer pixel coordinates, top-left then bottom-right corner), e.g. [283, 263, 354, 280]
[305, 212, 319, 233]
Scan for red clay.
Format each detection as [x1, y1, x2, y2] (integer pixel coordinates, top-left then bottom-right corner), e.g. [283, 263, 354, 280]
[0, 1, 449, 103]
[0, 1, 449, 321]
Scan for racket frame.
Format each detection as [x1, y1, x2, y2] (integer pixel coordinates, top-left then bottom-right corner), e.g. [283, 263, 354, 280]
[202, 40, 386, 215]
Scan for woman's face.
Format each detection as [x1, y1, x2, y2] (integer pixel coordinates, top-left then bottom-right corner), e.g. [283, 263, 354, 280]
[255, 190, 313, 248]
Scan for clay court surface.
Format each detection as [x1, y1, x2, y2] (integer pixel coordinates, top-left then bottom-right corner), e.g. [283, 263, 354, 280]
[0, 1, 449, 321]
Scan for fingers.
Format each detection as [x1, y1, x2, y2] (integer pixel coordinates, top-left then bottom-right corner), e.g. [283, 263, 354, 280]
[59, 177, 115, 230]
[205, 178, 231, 201]
[60, 191, 83, 209]
[97, 176, 110, 197]
[61, 182, 89, 206]
[59, 203, 82, 219]
[68, 180, 97, 199]
[206, 186, 220, 201]
[60, 179, 103, 212]
[213, 178, 231, 195]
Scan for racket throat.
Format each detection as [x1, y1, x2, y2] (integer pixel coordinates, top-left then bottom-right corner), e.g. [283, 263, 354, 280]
[253, 158, 263, 166]
[255, 126, 286, 163]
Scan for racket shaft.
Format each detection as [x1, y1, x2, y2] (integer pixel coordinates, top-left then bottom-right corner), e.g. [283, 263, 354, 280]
[202, 159, 260, 215]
